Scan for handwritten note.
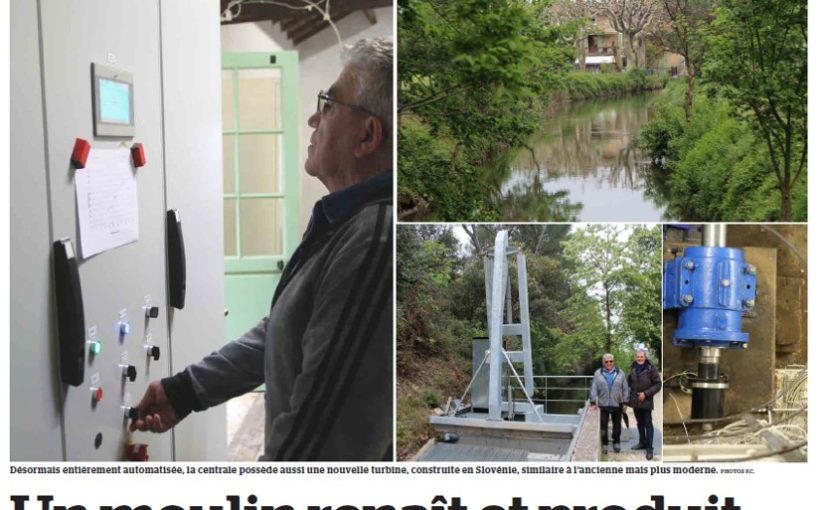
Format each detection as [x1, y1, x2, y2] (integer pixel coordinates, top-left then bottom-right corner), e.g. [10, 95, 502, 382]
[75, 148, 139, 258]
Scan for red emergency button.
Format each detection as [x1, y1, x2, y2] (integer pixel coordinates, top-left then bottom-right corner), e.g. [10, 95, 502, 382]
[131, 143, 146, 168]
[71, 138, 91, 168]
[126, 443, 149, 461]
[92, 387, 104, 402]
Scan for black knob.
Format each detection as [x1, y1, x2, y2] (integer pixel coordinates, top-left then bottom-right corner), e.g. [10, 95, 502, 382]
[127, 407, 139, 420]
[148, 345, 160, 361]
[146, 306, 159, 318]
[124, 365, 137, 382]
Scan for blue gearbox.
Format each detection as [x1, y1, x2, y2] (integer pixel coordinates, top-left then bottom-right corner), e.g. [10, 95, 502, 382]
[663, 246, 757, 349]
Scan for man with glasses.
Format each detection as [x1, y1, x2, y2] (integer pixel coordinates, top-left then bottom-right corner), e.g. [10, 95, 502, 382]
[590, 353, 630, 455]
[130, 37, 393, 461]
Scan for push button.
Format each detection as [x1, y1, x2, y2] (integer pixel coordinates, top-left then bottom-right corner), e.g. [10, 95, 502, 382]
[91, 386, 104, 402]
[88, 340, 103, 355]
[118, 321, 131, 336]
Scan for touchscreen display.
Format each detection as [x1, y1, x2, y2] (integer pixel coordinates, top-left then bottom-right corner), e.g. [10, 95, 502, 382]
[98, 78, 131, 125]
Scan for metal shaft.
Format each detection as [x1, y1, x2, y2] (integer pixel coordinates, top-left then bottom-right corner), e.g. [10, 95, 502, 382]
[702, 224, 727, 247]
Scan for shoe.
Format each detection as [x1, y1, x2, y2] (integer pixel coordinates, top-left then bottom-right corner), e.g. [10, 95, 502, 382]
[613, 444, 621, 453]
[601, 445, 608, 455]
[631, 443, 645, 450]
[646, 450, 654, 460]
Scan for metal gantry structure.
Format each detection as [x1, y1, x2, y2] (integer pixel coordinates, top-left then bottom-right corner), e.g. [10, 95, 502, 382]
[424, 230, 584, 461]
[483, 230, 537, 420]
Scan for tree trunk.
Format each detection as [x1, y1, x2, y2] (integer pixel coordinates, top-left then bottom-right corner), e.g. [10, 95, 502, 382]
[625, 33, 639, 70]
[684, 70, 695, 120]
[603, 286, 613, 354]
[781, 125, 794, 221]
[781, 190, 792, 221]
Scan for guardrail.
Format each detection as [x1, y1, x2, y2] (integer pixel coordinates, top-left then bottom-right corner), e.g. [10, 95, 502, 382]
[507, 375, 593, 413]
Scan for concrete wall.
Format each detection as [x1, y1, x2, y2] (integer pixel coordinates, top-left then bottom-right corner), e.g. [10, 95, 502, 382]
[221, 8, 393, 230]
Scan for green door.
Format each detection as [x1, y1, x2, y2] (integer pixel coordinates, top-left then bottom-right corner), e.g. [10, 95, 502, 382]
[222, 52, 300, 344]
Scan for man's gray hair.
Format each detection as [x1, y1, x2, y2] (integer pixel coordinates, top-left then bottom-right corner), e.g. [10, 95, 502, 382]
[602, 353, 614, 362]
[343, 36, 393, 149]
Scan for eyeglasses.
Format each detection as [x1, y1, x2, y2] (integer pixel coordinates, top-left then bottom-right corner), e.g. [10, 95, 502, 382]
[316, 90, 378, 117]
[604, 360, 614, 364]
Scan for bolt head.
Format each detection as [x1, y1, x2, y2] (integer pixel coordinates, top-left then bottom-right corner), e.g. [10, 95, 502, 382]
[681, 294, 694, 305]
[744, 299, 755, 308]
[721, 279, 730, 287]
[746, 264, 757, 275]
[685, 260, 695, 270]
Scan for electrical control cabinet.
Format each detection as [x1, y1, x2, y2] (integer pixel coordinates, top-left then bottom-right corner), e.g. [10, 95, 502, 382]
[10, 0, 226, 461]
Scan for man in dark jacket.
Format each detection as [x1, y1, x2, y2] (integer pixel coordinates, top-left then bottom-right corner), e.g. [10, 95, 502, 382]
[129, 37, 394, 461]
[627, 349, 662, 460]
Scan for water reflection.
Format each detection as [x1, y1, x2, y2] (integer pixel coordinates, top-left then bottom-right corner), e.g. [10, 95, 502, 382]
[494, 94, 668, 221]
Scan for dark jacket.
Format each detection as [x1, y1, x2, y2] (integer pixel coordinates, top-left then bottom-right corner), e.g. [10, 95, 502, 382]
[162, 172, 393, 460]
[627, 360, 661, 411]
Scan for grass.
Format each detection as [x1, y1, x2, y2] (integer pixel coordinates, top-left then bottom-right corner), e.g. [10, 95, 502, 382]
[396, 353, 470, 460]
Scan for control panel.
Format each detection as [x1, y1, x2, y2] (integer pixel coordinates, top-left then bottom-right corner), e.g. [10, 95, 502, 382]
[65, 293, 170, 460]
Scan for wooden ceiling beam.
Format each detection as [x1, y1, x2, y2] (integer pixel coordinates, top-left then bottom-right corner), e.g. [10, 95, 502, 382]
[220, 0, 392, 25]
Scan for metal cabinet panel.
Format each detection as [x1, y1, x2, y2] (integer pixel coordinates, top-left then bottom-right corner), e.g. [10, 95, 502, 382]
[160, 0, 227, 461]
[38, 0, 172, 460]
[10, 0, 64, 461]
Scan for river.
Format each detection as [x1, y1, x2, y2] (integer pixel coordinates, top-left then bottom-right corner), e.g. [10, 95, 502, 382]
[491, 93, 669, 222]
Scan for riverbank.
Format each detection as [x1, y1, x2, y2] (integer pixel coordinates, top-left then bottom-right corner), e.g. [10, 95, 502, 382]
[558, 69, 669, 103]
[399, 71, 671, 221]
[638, 80, 807, 221]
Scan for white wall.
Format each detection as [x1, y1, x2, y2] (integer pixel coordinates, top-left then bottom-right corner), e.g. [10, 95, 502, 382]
[221, 7, 393, 230]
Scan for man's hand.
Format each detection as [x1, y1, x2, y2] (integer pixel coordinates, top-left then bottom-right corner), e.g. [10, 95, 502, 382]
[129, 380, 180, 433]
[637, 392, 646, 402]
[589, 403, 597, 411]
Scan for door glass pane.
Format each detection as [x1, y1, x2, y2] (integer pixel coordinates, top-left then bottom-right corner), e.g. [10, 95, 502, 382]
[239, 134, 281, 194]
[240, 198, 283, 256]
[238, 68, 282, 131]
[223, 135, 236, 194]
[221, 69, 235, 131]
[224, 200, 237, 257]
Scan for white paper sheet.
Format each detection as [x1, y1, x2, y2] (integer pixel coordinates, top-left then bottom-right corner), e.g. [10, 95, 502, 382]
[74, 148, 139, 258]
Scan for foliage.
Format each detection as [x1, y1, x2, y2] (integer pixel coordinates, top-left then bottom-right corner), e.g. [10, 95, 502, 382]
[398, 0, 577, 221]
[703, 0, 807, 220]
[562, 225, 627, 356]
[617, 226, 663, 362]
[562, 69, 668, 100]
[396, 225, 470, 372]
[639, 81, 805, 221]
[651, 0, 715, 118]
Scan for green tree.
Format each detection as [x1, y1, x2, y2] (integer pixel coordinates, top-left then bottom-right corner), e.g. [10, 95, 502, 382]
[590, 0, 660, 70]
[562, 225, 627, 354]
[704, 0, 807, 221]
[617, 226, 662, 361]
[653, 0, 715, 119]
